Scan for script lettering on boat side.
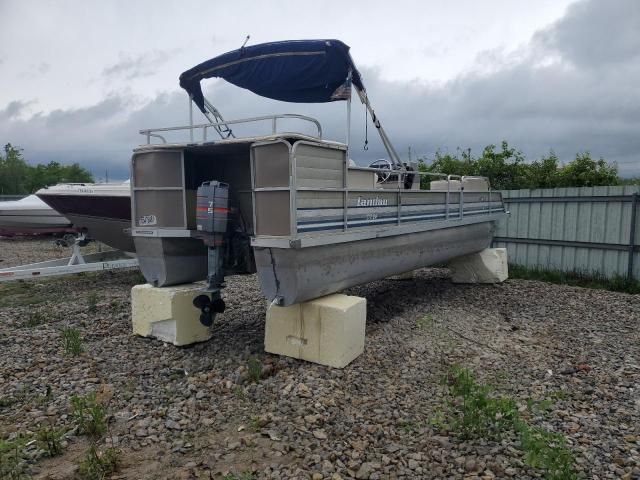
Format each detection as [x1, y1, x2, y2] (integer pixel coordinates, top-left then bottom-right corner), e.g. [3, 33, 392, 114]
[356, 196, 388, 207]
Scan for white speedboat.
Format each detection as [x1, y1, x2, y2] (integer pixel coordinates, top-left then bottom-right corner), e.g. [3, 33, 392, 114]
[36, 182, 134, 252]
[0, 195, 75, 236]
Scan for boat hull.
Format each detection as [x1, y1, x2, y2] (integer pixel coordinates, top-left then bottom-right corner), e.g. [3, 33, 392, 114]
[64, 214, 134, 253]
[37, 191, 134, 252]
[134, 236, 207, 287]
[254, 221, 494, 306]
[0, 195, 73, 235]
[0, 212, 72, 233]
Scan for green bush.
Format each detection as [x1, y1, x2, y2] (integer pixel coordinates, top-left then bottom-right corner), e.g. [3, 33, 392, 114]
[418, 141, 621, 190]
[61, 327, 83, 356]
[36, 424, 64, 457]
[78, 445, 118, 480]
[246, 356, 262, 383]
[70, 393, 107, 437]
[0, 436, 30, 480]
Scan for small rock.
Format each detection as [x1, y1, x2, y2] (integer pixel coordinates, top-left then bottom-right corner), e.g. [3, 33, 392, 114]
[313, 430, 328, 440]
[356, 462, 377, 479]
[165, 419, 181, 430]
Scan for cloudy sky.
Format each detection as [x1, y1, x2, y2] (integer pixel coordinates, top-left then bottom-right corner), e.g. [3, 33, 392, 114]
[1, 0, 639, 179]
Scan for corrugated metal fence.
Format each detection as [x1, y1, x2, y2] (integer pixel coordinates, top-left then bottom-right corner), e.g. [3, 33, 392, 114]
[493, 186, 640, 280]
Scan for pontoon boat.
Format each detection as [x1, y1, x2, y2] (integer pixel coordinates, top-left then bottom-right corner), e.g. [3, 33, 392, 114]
[130, 39, 506, 324]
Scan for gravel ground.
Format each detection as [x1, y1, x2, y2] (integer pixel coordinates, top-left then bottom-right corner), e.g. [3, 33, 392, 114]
[0, 236, 105, 269]
[1, 237, 639, 479]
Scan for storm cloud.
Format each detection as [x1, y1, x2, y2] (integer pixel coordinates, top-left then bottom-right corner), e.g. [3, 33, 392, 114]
[1, 0, 638, 179]
[103, 50, 174, 80]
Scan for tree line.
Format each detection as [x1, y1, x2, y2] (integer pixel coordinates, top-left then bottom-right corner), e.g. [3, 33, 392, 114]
[418, 141, 637, 190]
[1, 141, 637, 195]
[0, 144, 93, 195]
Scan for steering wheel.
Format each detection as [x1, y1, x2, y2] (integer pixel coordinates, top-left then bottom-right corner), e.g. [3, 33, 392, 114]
[368, 158, 393, 183]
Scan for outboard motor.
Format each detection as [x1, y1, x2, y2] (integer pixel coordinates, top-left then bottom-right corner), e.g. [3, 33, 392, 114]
[192, 181, 229, 326]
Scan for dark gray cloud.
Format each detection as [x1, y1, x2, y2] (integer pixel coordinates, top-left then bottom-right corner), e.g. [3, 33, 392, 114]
[103, 50, 172, 80]
[0, 100, 35, 119]
[532, 0, 640, 68]
[1, 0, 639, 179]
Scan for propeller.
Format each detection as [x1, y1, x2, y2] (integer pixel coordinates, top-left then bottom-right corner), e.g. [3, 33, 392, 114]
[193, 294, 225, 327]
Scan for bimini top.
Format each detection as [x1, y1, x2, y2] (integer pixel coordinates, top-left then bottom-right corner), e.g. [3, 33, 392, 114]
[179, 39, 364, 113]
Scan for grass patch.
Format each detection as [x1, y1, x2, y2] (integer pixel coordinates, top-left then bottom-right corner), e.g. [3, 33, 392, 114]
[23, 311, 46, 328]
[509, 264, 640, 294]
[222, 473, 255, 480]
[61, 327, 83, 355]
[36, 424, 64, 457]
[246, 356, 262, 383]
[248, 415, 262, 432]
[0, 396, 18, 409]
[445, 365, 519, 439]
[398, 419, 421, 434]
[87, 292, 98, 313]
[0, 281, 60, 308]
[441, 366, 577, 480]
[0, 435, 30, 480]
[129, 270, 147, 285]
[416, 314, 434, 330]
[78, 444, 118, 480]
[70, 393, 107, 437]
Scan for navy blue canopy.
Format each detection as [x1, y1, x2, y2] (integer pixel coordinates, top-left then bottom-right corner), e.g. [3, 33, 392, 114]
[179, 39, 364, 113]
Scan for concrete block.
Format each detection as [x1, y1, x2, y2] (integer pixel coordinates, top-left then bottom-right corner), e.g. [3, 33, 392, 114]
[449, 247, 508, 283]
[265, 294, 366, 368]
[131, 283, 212, 346]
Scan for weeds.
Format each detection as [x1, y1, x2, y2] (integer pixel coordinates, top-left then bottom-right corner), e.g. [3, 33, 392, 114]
[248, 415, 262, 432]
[131, 270, 147, 285]
[526, 398, 554, 416]
[444, 365, 518, 440]
[23, 311, 46, 328]
[222, 473, 256, 480]
[35, 385, 53, 406]
[441, 366, 576, 480]
[233, 386, 247, 400]
[70, 393, 107, 437]
[0, 436, 30, 480]
[87, 292, 98, 313]
[36, 424, 64, 457]
[0, 396, 17, 409]
[509, 264, 640, 294]
[398, 419, 421, 434]
[416, 314, 434, 330]
[78, 444, 118, 480]
[520, 426, 577, 480]
[246, 356, 262, 383]
[61, 327, 83, 355]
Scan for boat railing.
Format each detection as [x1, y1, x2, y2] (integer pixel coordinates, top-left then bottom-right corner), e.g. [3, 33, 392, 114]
[268, 158, 501, 235]
[140, 114, 323, 145]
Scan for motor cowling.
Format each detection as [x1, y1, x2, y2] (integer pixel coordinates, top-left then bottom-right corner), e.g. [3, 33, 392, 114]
[193, 181, 229, 326]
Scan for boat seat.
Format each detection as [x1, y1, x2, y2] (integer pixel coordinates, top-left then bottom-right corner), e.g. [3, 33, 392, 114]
[347, 168, 377, 189]
[429, 178, 489, 192]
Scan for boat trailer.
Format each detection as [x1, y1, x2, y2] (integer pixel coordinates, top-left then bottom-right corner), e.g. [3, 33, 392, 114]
[0, 235, 138, 282]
